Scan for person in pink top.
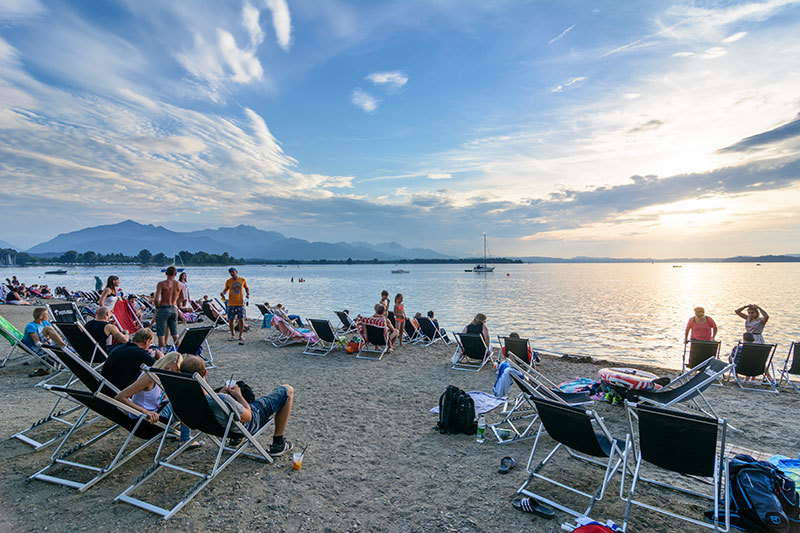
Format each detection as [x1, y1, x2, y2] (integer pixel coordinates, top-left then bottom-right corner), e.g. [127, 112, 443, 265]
[684, 306, 718, 343]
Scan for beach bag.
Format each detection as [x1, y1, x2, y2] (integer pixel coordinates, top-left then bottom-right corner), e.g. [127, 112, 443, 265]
[708, 454, 800, 532]
[437, 385, 476, 435]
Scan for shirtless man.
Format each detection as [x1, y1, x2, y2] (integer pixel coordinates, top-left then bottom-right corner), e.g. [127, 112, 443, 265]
[154, 266, 182, 348]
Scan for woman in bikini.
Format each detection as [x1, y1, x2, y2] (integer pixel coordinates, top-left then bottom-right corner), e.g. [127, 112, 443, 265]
[393, 293, 406, 347]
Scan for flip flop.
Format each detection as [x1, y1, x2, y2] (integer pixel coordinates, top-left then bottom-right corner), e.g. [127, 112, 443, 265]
[188, 439, 205, 449]
[498, 456, 517, 474]
[512, 496, 555, 519]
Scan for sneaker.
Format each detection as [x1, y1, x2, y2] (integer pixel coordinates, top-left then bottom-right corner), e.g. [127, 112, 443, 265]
[29, 367, 51, 377]
[269, 439, 293, 457]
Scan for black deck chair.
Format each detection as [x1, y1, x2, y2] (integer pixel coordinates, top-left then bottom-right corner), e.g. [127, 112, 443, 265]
[730, 342, 778, 393]
[635, 358, 733, 420]
[356, 319, 390, 361]
[417, 316, 449, 346]
[517, 397, 627, 519]
[777, 342, 800, 396]
[115, 367, 273, 519]
[682, 340, 720, 372]
[30, 386, 168, 492]
[620, 402, 729, 532]
[403, 318, 423, 344]
[54, 322, 110, 366]
[452, 333, 493, 372]
[304, 318, 345, 356]
[334, 310, 357, 334]
[47, 302, 84, 325]
[499, 335, 533, 365]
[172, 325, 215, 368]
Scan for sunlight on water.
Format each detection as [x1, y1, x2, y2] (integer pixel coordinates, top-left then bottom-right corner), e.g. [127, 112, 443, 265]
[9, 263, 799, 368]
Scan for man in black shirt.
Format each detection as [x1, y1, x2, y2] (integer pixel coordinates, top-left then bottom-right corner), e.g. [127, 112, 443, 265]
[84, 307, 129, 352]
[101, 328, 163, 390]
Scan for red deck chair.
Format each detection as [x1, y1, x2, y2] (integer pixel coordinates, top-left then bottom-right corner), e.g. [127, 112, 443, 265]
[113, 300, 142, 334]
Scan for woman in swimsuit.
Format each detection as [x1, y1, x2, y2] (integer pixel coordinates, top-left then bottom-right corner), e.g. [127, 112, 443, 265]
[393, 293, 406, 347]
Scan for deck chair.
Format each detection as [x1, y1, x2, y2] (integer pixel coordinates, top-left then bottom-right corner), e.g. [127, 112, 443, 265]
[256, 304, 283, 342]
[115, 367, 273, 519]
[30, 386, 169, 492]
[403, 318, 423, 344]
[12, 346, 119, 450]
[683, 340, 720, 372]
[635, 358, 733, 420]
[491, 356, 593, 444]
[0, 313, 62, 372]
[270, 315, 317, 347]
[47, 302, 84, 325]
[54, 322, 110, 365]
[729, 342, 778, 393]
[303, 319, 345, 356]
[777, 341, 800, 396]
[355, 316, 390, 361]
[620, 402, 729, 532]
[334, 310, 358, 334]
[499, 335, 534, 365]
[417, 316, 449, 346]
[452, 333, 493, 372]
[172, 325, 215, 369]
[517, 396, 627, 519]
[113, 300, 141, 333]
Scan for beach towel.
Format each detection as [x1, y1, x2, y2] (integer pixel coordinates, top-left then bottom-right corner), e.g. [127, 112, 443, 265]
[430, 391, 505, 416]
[558, 378, 600, 394]
[493, 361, 522, 397]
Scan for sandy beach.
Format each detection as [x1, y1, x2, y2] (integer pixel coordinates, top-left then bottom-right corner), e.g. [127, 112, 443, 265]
[0, 302, 797, 532]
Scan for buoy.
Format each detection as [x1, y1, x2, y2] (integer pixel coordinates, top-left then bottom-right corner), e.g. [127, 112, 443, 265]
[506, 273, 510, 276]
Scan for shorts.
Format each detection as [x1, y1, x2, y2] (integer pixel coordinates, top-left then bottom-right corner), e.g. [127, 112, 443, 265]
[227, 305, 245, 320]
[245, 385, 289, 434]
[154, 306, 178, 337]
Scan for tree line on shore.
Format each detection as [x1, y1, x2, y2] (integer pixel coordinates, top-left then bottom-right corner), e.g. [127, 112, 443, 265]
[0, 248, 245, 266]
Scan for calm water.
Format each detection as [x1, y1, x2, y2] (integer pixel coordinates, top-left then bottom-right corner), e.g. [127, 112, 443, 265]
[6, 263, 799, 368]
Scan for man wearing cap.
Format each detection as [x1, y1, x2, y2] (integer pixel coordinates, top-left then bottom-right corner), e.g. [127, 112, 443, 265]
[221, 267, 249, 342]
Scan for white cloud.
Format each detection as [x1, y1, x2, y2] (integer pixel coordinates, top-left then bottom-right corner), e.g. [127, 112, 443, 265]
[0, 0, 45, 21]
[351, 88, 378, 113]
[547, 24, 575, 45]
[427, 173, 452, 180]
[242, 2, 265, 47]
[551, 76, 586, 93]
[723, 31, 748, 43]
[265, 0, 292, 52]
[366, 71, 408, 88]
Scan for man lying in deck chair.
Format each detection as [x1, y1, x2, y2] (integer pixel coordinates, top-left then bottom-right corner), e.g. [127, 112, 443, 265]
[22, 307, 69, 376]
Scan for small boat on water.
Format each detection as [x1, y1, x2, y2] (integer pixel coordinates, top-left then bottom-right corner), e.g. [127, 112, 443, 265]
[45, 269, 68, 275]
[672, 265, 682, 268]
[466, 233, 495, 273]
[391, 269, 409, 274]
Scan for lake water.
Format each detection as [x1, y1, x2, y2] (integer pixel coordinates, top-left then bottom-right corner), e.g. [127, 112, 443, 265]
[6, 263, 799, 368]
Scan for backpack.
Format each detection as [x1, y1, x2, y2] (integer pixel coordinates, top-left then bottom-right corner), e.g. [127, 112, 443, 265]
[436, 385, 477, 435]
[707, 454, 800, 532]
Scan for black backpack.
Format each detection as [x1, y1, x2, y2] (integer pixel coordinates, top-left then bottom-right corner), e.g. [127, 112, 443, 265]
[436, 385, 477, 435]
[707, 454, 800, 532]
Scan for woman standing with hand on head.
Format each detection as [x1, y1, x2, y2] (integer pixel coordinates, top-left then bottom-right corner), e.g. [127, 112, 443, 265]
[735, 304, 769, 343]
[684, 306, 718, 344]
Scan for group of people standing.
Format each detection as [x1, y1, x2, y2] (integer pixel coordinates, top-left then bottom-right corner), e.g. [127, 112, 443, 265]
[684, 303, 770, 344]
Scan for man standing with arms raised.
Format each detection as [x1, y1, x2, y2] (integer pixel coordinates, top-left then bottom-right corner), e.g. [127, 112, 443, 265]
[221, 267, 249, 343]
[154, 266, 181, 348]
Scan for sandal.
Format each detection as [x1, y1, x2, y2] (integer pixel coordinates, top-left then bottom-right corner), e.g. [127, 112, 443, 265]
[512, 497, 555, 519]
[498, 456, 517, 474]
[188, 440, 205, 449]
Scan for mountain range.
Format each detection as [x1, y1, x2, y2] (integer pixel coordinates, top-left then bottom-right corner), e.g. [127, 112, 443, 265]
[21, 220, 453, 261]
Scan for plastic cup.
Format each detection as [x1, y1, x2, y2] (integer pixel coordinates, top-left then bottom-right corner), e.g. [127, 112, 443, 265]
[292, 452, 303, 470]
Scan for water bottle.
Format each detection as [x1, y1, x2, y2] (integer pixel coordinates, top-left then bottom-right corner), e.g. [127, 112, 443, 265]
[476, 414, 486, 444]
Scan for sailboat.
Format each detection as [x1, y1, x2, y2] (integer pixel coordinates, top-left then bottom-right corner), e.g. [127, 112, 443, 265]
[161, 248, 185, 273]
[465, 233, 495, 272]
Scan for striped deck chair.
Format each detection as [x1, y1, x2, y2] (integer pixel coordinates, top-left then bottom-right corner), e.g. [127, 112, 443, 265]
[355, 316, 391, 361]
[0, 313, 62, 372]
[270, 315, 318, 347]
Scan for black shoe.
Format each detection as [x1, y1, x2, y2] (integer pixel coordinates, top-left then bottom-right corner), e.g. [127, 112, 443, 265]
[269, 440, 293, 457]
[228, 437, 243, 448]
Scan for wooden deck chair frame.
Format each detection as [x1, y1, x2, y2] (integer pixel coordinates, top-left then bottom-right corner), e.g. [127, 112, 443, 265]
[777, 341, 800, 396]
[490, 355, 593, 444]
[517, 396, 628, 519]
[0, 313, 62, 372]
[115, 367, 273, 519]
[334, 310, 358, 334]
[303, 318, 345, 356]
[620, 402, 730, 532]
[417, 316, 449, 346]
[729, 342, 778, 393]
[172, 325, 215, 369]
[452, 332, 493, 372]
[30, 386, 170, 493]
[47, 302, 84, 326]
[355, 319, 390, 361]
[682, 339, 721, 373]
[635, 358, 733, 421]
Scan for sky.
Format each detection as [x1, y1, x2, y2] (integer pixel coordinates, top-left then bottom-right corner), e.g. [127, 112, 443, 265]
[1, 0, 800, 258]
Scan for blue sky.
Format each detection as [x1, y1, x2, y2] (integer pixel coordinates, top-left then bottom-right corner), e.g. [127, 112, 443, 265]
[1, 0, 800, 258]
